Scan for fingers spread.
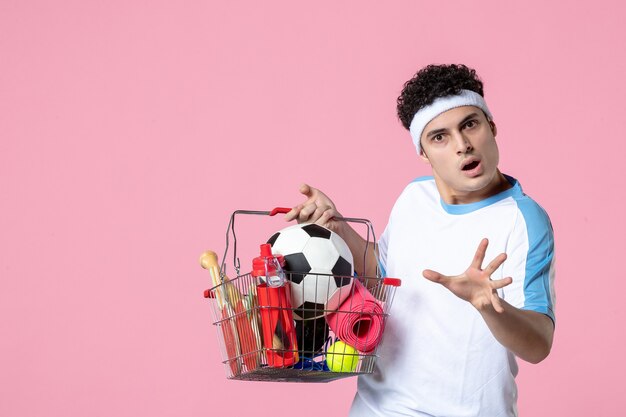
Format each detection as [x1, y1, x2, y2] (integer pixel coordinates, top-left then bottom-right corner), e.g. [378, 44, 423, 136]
[483, 253, 507, 276]
[491, 276, 513, 290]
[491, 292, 505, 313]
[423, 269, 447, 284]
[471, 238, 489, 269]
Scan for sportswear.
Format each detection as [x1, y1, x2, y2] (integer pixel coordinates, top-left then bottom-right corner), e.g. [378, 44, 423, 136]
[349, 175, 555, 417]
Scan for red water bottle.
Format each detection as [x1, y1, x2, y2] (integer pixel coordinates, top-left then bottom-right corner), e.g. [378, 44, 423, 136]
[254, 243, 286, 287]
[253, 244, 299, 367]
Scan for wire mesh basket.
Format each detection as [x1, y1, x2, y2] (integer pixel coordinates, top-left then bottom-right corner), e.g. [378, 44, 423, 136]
[202, 208, 401, 383]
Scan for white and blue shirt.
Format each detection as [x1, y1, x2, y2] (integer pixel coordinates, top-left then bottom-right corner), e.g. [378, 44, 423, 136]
[350, 175, 555, 417]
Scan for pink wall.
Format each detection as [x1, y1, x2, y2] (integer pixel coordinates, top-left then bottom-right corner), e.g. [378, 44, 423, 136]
[1, 1, 624, 415]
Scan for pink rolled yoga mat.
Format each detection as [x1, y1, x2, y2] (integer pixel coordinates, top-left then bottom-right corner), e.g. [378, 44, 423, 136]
[325, 280, 385, 353]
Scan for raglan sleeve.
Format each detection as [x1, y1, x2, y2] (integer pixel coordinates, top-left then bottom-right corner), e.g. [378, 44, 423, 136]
[501, 198, 556, 324]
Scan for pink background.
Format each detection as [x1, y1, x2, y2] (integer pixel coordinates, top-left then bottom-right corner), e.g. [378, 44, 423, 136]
[1, 1, 624, 416]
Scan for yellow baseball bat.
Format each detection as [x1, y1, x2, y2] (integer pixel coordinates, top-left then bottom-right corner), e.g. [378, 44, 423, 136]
[199, 250, 241, 306]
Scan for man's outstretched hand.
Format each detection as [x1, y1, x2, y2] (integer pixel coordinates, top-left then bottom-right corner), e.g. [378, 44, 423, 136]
[422, 238, 513, 313]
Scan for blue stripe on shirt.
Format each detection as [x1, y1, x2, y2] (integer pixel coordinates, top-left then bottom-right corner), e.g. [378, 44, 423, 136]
[516, 196, 556, 323]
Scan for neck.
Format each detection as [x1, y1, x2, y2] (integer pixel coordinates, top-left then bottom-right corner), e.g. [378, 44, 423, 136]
[435, 170, 512, 205]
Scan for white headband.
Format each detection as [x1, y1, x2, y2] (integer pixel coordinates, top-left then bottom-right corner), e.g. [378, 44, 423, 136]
[409, 89, 492, 154]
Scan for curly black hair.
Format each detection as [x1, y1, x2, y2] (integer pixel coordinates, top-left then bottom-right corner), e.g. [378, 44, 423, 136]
[397, 64, 485, 130]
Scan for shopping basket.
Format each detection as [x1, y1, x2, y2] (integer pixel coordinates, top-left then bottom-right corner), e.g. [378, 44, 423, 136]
[202, 207, 401, 383]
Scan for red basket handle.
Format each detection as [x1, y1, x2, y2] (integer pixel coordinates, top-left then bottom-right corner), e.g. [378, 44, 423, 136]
[269, 207, 291, 216]
[383, 278, 402, 287]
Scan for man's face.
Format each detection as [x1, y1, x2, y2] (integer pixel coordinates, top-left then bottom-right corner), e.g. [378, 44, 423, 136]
[419, 105, 501, 204]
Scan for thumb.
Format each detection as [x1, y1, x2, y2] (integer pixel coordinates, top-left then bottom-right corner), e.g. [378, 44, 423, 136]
[423, 269, 447, 284]
[299, 183, 314, 197]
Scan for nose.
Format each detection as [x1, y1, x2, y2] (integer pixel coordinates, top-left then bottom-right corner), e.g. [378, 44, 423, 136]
[453, 131, 472, 154]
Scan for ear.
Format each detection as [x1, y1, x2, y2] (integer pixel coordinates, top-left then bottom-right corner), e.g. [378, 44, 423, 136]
[419, 148, 430, 165]
[489, 120, 498, 136]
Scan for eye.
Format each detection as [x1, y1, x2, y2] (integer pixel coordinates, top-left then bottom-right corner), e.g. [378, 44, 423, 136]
[463, 119, 478, 129]
[432, 134, 444, 142]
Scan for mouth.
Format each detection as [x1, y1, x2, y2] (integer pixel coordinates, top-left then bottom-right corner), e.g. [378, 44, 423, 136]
[460, 158, 483, 177]
[461, 160, 480, 171]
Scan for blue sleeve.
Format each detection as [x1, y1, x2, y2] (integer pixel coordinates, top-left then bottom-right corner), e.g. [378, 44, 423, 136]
[517, 197, 556, 324]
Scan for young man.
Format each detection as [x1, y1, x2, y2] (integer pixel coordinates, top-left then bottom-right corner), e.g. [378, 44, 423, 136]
[285, 64, 555, 416]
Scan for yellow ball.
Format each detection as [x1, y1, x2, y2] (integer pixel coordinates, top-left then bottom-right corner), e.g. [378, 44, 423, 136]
[326, 341, 359, 372]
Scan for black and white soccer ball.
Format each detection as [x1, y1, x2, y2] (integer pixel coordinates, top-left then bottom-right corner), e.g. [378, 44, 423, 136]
[267, 223, 354, 320]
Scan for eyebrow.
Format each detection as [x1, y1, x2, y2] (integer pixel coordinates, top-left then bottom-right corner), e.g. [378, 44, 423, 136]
[425, 128, 447, 139]
[458, 112, 479, 126]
